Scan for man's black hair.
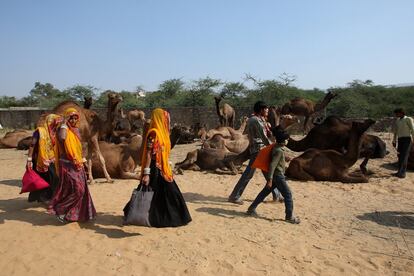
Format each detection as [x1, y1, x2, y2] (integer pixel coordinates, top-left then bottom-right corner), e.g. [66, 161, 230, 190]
[253, 101, 268, 113]
[271, 126, 290, 144]
[393, 108, 405, 115]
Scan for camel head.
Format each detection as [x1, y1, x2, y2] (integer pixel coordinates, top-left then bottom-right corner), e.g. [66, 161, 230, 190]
[325, 91, 338, 101]
[107, 92, 123, 107]
[352, 119, 376, 136]
[214, 95, 222, 104]
[83, 96, 93, 109]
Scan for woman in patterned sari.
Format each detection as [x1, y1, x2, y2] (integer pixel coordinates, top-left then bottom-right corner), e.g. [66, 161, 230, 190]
[48, 107, 96, 223]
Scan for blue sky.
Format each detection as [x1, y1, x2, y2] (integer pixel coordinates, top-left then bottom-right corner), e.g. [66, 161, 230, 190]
[1, 0, 413, 97]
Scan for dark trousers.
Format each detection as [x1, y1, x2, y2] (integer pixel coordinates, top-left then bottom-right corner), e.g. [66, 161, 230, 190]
[248, 175, 293, 219]
[228, 152, 280, 200]
[397, 137, 412, 176]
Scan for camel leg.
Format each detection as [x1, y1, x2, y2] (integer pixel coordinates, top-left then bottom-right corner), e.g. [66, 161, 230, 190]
[91, 136, 113, 183]
[120, 171, 141, 180]
[340, 173, 368, 183]
[87, 157, 94, 185]
[359, 157, 369, 175]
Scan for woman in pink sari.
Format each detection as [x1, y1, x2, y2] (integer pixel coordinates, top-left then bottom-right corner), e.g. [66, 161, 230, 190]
[48, 108, 96, 223]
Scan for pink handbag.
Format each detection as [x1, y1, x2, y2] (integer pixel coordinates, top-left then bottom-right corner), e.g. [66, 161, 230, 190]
[20, 169, 50, 194]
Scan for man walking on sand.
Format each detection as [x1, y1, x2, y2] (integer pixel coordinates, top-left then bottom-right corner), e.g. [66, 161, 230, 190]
[228, 101, 281, 205]
[392, 108, 414, 178]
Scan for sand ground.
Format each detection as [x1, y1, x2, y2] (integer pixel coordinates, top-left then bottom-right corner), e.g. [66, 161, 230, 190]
[0, 132, 413, 275]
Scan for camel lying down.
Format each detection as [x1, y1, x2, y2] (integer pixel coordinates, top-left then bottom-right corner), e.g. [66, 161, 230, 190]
[286, 120, 375, 183]
[91, 134, 143, 180]
[174, 148, 249, 175]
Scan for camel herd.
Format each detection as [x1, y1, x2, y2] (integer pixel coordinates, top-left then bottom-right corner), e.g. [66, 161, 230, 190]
[0, 92, 413, 183]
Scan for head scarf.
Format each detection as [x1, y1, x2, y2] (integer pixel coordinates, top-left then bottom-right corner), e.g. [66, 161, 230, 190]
[57, 108, 83, 170]
[35, 114, 63, 172]
[141, 108, 173, 182]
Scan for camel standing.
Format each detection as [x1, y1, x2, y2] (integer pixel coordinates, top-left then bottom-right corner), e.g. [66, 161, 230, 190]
[281, 91, 337, 133]
[99, 92, 123, 141]
[286, 119, 375, 183]
[52, 93, 123, 183]
[214, 96, 235, 128]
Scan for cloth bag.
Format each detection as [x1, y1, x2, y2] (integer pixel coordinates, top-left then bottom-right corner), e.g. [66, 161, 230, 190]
[20, 169, 49, 194]
[123, 185, 154, 226]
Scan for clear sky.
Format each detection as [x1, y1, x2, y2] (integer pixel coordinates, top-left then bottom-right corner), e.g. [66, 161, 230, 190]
[1, 0, 413, 97]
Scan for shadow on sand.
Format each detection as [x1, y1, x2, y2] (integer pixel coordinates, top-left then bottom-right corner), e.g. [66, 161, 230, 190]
[0, 179, 21, 188]
[357, 210, 414, 230]
[0, 197, 140, 238]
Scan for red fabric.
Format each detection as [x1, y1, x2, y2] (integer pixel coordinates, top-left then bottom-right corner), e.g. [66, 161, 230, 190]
[20, 169, 50, 194]
[251, 144, 275, 172]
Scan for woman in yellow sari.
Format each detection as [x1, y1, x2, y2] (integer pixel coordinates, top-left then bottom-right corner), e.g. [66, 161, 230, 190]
[129, 108, 191, 227]
[26, 114, 62, 203]
[48, 108, 96, 223]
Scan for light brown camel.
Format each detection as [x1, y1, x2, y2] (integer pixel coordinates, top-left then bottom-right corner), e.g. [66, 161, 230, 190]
[52, 101, 112, 183]
[286, 119, 375, 183]
[92, 134, 143, 179]
[128, 109, 146, 133]
[0, 129, 33, 148]
[205, 116, 248, 140]
[203, 133, 249, 154]
[214, 96, 235, 128]
[281, 91, 337, 133]
[285, 116, 387, 174]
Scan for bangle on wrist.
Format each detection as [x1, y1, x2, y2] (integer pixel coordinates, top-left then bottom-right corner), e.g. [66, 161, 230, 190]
[143, 167, 151, 175]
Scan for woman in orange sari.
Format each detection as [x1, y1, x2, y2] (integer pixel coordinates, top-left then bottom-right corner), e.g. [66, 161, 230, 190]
[48, 108, 96, 223]
[138, 108, 191, 227]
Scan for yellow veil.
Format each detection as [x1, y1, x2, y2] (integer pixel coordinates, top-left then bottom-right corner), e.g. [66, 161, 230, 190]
[141, 108, 173, 182]
[35, 114, 63, 172]
[57, 108, 84, 170]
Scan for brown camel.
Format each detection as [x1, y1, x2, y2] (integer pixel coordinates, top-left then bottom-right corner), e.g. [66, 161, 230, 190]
[174, 147, 246, 175]
[214, 96, 235, 128]
[0, 129, 33, 148]
[170, 125, 196, 149]
[286, 119, 375, 183]
[128, 109, 146, 133]
[267, 106, 300, 130]
[99, 92, 123, 141]
[281, 91, 337, 133]
[92, 134, 143, 179]
[114, 108, 131, 132]
[285, 116, 387, 174]
[52, 101, 112, 183]
[83, 96, 93, 109]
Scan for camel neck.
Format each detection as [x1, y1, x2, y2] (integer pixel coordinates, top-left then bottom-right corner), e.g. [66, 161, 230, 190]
[343, 130, 361, 166]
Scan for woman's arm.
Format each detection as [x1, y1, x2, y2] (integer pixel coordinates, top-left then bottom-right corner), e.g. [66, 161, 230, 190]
[26, 131, 39, 169]
[141, 134, 155, 186]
